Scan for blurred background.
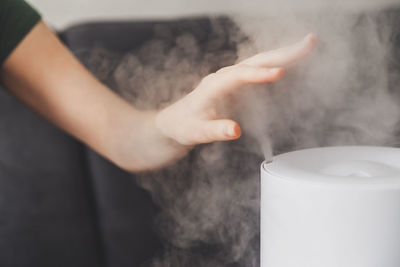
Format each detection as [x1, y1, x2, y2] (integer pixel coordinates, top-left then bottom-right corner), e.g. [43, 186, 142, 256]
[28, 0, 399, 29]
[28, 0, 244, 28]
[1, 1, 399, 267]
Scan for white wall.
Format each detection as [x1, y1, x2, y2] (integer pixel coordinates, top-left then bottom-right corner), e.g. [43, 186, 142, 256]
[27, 0, 242, 29]
[28, 0, 399, 30]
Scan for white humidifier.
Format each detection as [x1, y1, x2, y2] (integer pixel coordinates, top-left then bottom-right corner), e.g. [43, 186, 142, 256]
[260, 146, 400, 267]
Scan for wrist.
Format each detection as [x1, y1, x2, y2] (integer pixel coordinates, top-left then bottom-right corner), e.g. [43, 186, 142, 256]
[106, 108, 191, 172]
[153, 109, 193, 156]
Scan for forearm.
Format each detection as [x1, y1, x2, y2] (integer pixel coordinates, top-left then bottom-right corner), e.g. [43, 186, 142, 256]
[1, 21, 186, 171]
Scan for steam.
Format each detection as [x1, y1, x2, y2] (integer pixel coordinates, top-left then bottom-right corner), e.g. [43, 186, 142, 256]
[83, 3, 400, 267]
[234, 10, 400, 159]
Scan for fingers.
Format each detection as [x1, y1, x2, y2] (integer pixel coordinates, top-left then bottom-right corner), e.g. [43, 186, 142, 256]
[197, 34, 317, 98]
[201, 64, 284, 97]
[239, 33, 317, 68]
[191, 119, 242, 144]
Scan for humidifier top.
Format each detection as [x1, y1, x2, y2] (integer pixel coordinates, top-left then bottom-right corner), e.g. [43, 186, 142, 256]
[262, 146, 400, 187]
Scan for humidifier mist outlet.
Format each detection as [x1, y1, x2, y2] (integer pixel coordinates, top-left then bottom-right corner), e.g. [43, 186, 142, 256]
[260, 146, 400, 267]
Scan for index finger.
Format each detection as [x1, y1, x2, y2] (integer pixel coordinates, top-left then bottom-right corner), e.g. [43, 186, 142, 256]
[239, 33, 317, 68]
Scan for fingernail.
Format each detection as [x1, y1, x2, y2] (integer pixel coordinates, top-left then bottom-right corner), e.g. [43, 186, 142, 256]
[268, 67, 283, 75]
[304, 33, 317, 45]
[225, 125, 236, 137]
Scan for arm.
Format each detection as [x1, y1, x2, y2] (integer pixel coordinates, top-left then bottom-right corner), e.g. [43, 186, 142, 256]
[1, 21, 316, 172]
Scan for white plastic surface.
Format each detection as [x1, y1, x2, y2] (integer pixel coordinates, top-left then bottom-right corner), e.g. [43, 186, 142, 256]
[260, 146, 400, 267]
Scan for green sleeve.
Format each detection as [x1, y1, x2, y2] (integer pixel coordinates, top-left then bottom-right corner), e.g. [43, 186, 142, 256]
[0, 0, 41, 66]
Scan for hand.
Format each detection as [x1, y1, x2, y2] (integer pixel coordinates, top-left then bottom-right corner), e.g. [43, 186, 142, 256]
[155, 33, 317, 147]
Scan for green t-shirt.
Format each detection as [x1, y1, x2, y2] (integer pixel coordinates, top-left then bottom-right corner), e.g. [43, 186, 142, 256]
[0, 0, 41, 66]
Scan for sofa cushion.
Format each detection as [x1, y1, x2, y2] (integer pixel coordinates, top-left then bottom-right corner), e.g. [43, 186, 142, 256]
[0, 89, 104, 266]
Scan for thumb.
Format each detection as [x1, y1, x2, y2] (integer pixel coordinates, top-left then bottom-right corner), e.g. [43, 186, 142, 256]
[193, 119, 242, 144]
